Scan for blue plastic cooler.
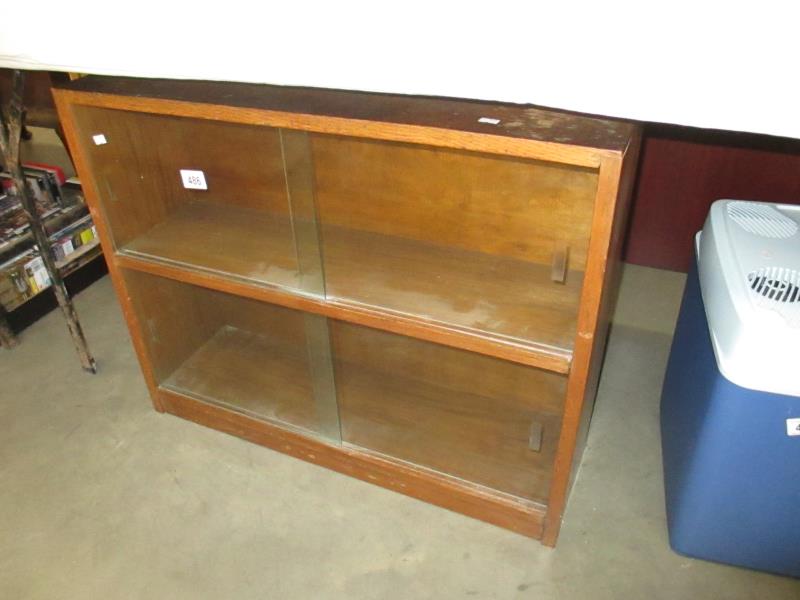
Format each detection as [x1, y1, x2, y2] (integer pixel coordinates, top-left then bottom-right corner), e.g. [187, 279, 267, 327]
[661, 200, 800, 578]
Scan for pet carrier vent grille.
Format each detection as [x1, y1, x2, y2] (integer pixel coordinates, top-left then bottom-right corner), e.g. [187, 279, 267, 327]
[747, 267, 800, 327]
[728, 202, 798, 238]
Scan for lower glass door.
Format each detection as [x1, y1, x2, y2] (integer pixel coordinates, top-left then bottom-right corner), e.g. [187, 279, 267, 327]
[122, 268, 566, 501]
[330, 322, 567, 503]
[122, 269, 340, 442]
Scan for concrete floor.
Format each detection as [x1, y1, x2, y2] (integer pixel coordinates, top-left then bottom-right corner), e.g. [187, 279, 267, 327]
[1, 265, 798, 599]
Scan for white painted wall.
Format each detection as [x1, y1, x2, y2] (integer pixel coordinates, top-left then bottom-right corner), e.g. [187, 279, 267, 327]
[1, 1, 797, 139]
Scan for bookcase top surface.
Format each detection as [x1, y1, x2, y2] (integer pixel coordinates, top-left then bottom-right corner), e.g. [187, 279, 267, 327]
[57, 76, 636, 154]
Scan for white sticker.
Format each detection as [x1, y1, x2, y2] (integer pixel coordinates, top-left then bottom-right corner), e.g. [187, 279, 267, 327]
[92, 134, 107, 145]
[180, 169, 208, 190]
[787, 418, 800, 437]
[478, 117, 501, 125]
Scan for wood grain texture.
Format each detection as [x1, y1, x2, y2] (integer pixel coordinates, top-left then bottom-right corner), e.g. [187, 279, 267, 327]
[122, 201, 300, 289]
[66, 98, 592, 356]
[121, 269, 220, 382]
[55, 77, 634, 153]
[541, 131, 642, 546]
[159, 387, 546, 538]
[126, 263, 566, 502]
[115, 182, 586, 352]
[164, 326, 320, 435]
[322, 225, 583, 351]
[312, 134, 598, 266]
[568, 131, 643, 489]
[52, 80, 635, 168]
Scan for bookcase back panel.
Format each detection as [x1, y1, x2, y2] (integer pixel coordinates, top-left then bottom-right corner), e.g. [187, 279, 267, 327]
[331, 321, 566, 503]
[123, 270, 341, 441]
[312, 134, 598, 266]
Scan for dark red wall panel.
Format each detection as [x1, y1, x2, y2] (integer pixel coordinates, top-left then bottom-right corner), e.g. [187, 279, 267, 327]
[624, 127, 800, 272]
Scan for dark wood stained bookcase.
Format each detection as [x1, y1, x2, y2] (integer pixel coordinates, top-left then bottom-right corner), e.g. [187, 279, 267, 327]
[54, 76, 640, 545]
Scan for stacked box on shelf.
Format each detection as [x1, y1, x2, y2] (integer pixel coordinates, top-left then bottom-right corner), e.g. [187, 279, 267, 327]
[0, 168, 101, 312]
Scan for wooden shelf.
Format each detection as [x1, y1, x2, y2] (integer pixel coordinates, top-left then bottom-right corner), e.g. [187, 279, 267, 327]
[323, 226, 582, 352]
[162, 325, 319, 435]
[114, 199, 578, 370]
[161, 319, 562, 504]
[121, 200, 302, 290]
[55, 238, 101, 270]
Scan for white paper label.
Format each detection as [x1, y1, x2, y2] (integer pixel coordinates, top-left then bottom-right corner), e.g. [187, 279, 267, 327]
[787, 418, 800, 437]
[92, 134, 107, 145]
[180, 169, 208, 190]
[478, 117, 501, 125]
[61, 239, 74, 256]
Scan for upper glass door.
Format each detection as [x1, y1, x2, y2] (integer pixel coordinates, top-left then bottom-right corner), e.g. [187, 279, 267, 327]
[72, 103, 597, 354]
[311, 134, 598, 351]
[71, 106, 325, 296]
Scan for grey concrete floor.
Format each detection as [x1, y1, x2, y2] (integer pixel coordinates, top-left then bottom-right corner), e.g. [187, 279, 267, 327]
[1, 265, 798, 599]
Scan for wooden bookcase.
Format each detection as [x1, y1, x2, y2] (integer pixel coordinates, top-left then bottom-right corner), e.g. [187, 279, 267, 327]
[53, 77, 640, 545]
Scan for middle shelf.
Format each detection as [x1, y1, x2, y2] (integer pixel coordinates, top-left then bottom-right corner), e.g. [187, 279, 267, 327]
[118, 198, 583, 363]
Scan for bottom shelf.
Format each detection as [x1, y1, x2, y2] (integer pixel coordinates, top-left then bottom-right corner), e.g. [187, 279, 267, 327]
[157, 318, 563, 505]
[162, 325, 318, 435]
[158, 386, 547, 540]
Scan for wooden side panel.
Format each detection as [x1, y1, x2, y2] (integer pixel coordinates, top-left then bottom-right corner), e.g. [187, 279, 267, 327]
[54, 94, 164, 410]
[159, 387, 546, 538]
[542, 129, 642, 545]
[568, 132, 643, 488]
